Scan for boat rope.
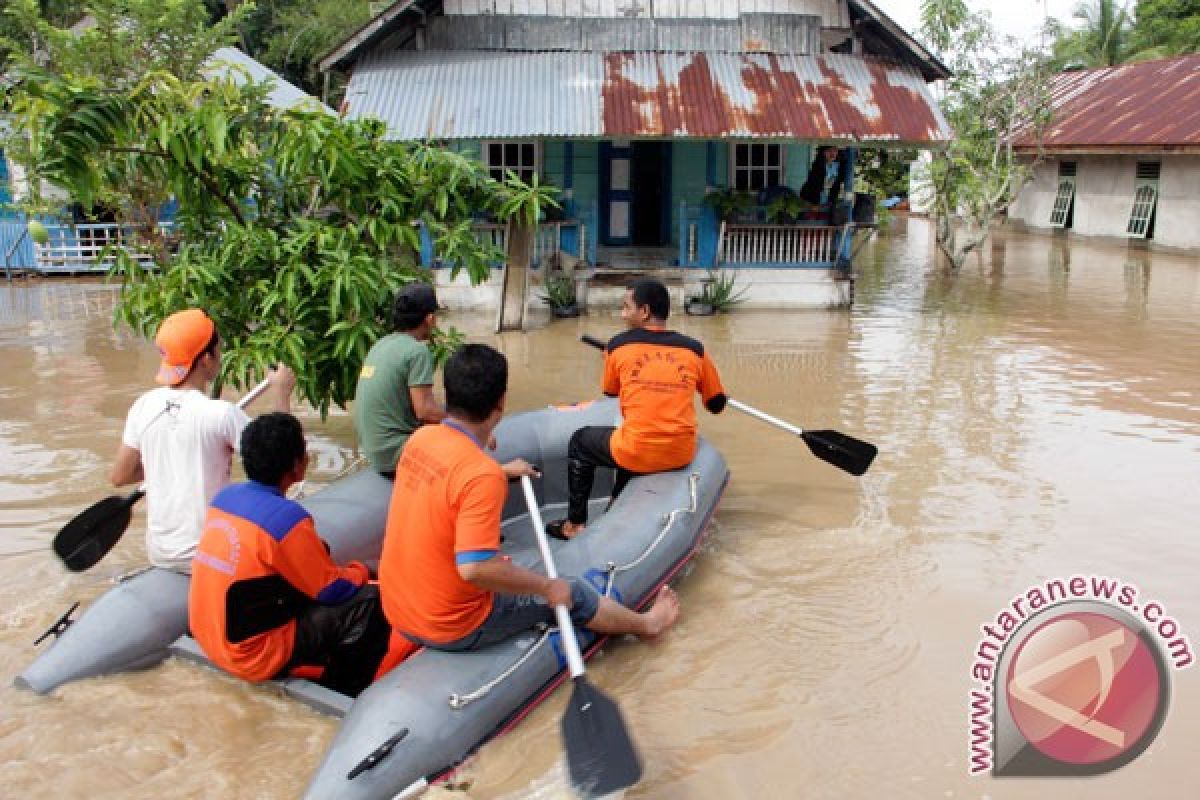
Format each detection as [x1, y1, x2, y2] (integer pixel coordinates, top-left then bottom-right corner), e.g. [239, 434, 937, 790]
[446, 471, 701, 708]
[113, 565, 156, 584]
[448, 625, 552, 709]
[601, 472, 700, 597]
[290, 454, 367, 501]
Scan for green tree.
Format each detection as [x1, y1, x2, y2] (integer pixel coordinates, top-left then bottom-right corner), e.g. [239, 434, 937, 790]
[252, 0, 371, 98]
[1050, 0, 1134, 68]
[7, 66, 519, 414]
[918, 0, 1055, 268]
[1130, 0, 1200, 57]
[2, 0, 248, 86]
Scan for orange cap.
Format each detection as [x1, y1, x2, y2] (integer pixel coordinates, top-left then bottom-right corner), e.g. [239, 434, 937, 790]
[154, 309, 216, 386]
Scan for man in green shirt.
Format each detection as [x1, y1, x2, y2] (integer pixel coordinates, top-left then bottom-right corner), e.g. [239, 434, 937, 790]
[355, 283, 446, 478]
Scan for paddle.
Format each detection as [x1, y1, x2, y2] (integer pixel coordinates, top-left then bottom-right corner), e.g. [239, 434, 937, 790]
[52, 379, 272, 572]
[580, 333, 877, 476]
[520, 475, 643, 797]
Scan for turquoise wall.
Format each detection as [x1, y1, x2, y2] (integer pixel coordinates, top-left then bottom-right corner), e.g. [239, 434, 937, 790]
[707, 141, 813, 191]
[451, 138, 817, 248]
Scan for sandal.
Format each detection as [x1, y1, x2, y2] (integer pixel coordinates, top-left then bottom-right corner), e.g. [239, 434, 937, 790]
[545, 519, 573, 541]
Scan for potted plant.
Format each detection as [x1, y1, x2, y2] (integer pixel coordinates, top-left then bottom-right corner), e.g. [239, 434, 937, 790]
[686, 269, 747, 315]
[539, 272, 580, 317]
[703, 188, 755, 223]
[766, 193, 812, 225]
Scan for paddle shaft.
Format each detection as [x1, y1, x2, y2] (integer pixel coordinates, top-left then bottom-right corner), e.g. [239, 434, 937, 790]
[727, 398, 806, 437]
[520, 475, 586, 678]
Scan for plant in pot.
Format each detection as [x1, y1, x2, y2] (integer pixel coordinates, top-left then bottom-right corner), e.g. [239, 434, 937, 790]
[767, 193, 812, 225]
[703, 188, 755, 223]
[539, 272, 580, 317]
[686, 268, 748, 315]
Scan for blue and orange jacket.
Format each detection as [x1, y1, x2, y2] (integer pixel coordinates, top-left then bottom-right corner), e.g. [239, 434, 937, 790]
[188, 481, 370, 682]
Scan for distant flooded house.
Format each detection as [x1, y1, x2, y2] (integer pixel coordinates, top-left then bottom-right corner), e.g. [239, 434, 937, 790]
[321, 0, 951, 310]
[2, 48, 329, 276]
[1009, 55, 1200, 253]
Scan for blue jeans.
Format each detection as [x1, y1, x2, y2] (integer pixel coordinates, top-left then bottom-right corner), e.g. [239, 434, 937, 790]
[411, 578, 601, 653]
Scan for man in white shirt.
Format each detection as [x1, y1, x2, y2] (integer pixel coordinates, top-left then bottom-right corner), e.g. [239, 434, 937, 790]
[110, 309, 294, 572]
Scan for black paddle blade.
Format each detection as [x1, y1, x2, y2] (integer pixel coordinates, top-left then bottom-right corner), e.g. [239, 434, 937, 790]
[801, 430, 878, 476]
[561, 677, 643, 798]
[52, 492, 141, 572]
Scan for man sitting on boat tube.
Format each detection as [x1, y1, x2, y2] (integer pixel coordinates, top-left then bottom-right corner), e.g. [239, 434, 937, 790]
[189, 413, 391, 697]
[544, 278, 728, 540]
[379, 344, 681, 652]
[354, 283, 447, 480]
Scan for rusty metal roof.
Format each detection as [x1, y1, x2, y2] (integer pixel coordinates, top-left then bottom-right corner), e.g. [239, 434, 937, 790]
[1016, 55, 1200, 152]
[343, 50, 950, 145]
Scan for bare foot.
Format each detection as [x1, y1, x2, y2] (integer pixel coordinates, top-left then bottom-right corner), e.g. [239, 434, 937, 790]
[639, 586, 681, 640]
[563, 521, 585, 539]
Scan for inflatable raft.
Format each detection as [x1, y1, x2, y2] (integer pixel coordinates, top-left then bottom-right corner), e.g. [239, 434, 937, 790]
[17, 399, 730, 799]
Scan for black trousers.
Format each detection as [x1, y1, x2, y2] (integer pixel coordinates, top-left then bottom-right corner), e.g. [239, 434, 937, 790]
[285, 584, 391, 697]
[567, 426, 635, 524]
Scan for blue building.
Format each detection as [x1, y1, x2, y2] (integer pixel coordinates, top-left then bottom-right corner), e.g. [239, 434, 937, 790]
[321, 0, 950, 309]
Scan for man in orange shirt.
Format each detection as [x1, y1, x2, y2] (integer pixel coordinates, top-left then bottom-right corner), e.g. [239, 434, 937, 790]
[189, 413, 390, 696]
[546, 278, 727, 540]
[379, 344, 680, 652]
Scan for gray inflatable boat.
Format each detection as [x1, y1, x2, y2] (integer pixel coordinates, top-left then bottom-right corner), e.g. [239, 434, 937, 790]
[17, 399, 730, 799]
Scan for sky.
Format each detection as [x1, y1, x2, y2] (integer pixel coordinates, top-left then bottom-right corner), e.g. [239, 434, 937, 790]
[875, 0, 1082, 43]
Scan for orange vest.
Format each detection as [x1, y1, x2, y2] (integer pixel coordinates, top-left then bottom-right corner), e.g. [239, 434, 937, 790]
[379, 422, 509, 645]
[602, 327, 726, 473]
[189, 481, 369, 682]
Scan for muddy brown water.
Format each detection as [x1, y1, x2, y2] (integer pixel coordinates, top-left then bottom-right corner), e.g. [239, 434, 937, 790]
[1, 217, 1198, 799]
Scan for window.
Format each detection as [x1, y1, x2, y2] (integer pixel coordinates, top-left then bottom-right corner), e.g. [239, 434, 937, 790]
[732, 143, 784, 192]
[1049, 161, 1076, 228]
[484, 141, 539, 183]
[1126, 161, 1160, 239]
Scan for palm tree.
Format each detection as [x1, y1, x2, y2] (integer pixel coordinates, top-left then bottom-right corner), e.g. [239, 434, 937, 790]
[1054, 0, 1134, 68]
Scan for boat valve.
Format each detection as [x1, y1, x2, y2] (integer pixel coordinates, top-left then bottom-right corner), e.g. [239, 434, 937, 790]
[346, 728, 410, 780]
[33, 601, 79, 646]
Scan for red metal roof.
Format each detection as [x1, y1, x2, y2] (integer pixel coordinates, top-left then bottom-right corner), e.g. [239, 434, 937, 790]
[345, 50, 951, 145]
[1016, 55, 1200, 152]
[601, 52, 950, 143]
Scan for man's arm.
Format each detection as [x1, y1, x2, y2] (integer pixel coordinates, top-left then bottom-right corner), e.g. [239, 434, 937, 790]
[601, 350, 621, 397]
[458, 557, 572, 608]
[698, 353, 728, 414]
[273, 516, 370, 605]
[110, 444, 144, 487]
[240, 364, 296, 413]
[408, 385, 446, 425]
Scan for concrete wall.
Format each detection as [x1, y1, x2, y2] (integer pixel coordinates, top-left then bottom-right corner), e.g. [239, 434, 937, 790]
[1009, 154, 1200, 251]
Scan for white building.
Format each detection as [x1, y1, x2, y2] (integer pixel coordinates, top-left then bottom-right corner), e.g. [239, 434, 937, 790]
[1009, 55, 1200, 252]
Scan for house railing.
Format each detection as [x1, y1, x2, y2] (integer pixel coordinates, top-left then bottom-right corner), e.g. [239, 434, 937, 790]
[718, 223, 852, 267]
[1, 219, 37, 274]
[471, 220, 587, 268]
[422, 218, 589, 270]
[32, 223, 160, 274]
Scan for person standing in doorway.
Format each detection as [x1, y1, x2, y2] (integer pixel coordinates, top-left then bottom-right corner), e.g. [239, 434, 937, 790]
[800, 146, 844, 208]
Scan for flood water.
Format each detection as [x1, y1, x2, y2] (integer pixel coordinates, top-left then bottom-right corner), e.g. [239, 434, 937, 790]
[1, 216, 1198, 799]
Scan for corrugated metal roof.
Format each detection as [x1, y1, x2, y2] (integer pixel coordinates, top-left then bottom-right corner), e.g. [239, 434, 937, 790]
[1016, 55, 1200, 151]
[343, 50, 950, 144]
[206, 48, 332, 113]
